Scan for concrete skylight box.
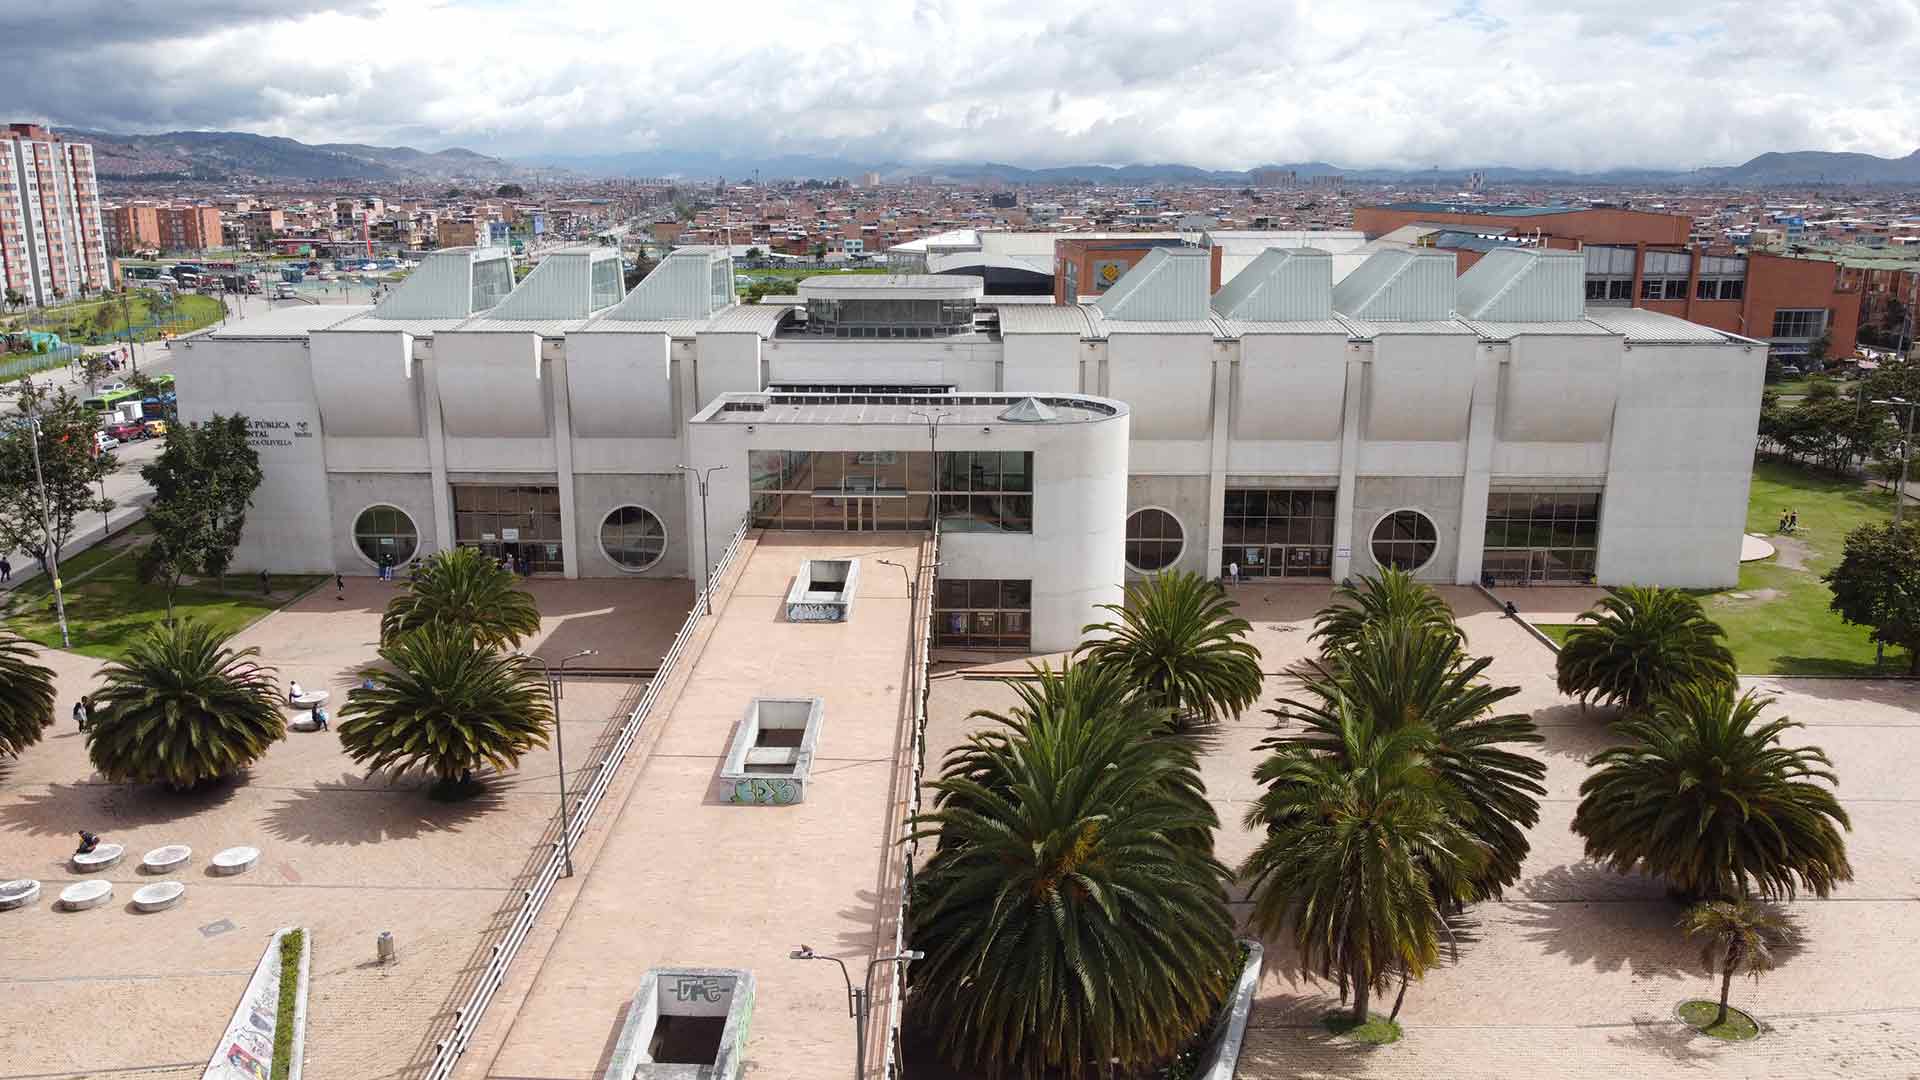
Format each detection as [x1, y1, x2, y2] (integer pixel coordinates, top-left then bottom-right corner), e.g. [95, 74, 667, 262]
[719, 697, 824, 805]
[784, 558, 859, 622]
[603, 967, 755, 1080]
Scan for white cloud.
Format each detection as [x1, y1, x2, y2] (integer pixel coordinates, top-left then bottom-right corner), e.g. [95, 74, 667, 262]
[8, 0, 1919, 170]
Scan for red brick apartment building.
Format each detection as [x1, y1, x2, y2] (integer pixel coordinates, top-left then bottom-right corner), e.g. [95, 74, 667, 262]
[1, 123, 109, 305]
[1356, 202, 1859, 361]
[158, 205, 223, 251]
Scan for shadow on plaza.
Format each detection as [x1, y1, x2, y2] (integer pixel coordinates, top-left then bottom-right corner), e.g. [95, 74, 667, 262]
[1605, 1014, 1723, 1068]
[262, 774, 506, 846]
[0, 774, 244, 839]
[1511, 880, 1692, 978]
[1530, 702, 1629, 761]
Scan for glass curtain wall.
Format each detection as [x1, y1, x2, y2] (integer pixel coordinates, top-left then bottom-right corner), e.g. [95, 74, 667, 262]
[749, 450, 1032, 533]
[452, 483, 565, 573]
[1220, 489, 1337, 578]
[1481, 490, 1601, 583]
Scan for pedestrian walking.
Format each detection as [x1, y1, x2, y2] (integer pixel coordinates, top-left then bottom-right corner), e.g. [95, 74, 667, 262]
[1228, 560, 1240, 584]
[334, 572, 345, 600]
[259, 569, 271, 595]
[1, 556, 12, 584]
[73, 695, 92, 732]
[1789, 509, 1800, 532]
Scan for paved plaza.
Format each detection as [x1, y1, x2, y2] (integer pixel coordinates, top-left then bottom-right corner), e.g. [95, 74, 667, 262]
[0, 574, 690, 1080]
[926, 583, 1920, 1079]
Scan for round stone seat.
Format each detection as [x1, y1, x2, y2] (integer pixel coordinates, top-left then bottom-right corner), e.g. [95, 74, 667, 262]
[72, 842, 125, 872]
[132, 881, 186, 912]
[59, 880, 112, 910]
[290, 690, 329, 710]
[142, 844, 192, 873]
[210, 846, 260, 876]
[0, 879, 40, 910]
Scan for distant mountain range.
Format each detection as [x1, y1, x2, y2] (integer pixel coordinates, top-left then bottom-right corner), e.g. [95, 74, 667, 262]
[71, 129, 532, 183]
[59, 127, 1920, 188]
[529, 148, 1920, 187]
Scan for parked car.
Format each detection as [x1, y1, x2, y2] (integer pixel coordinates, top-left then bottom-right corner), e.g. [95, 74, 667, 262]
[94, 431, 119, 453]
[141, 419, 170, 438]
[105, 421, 148, 442]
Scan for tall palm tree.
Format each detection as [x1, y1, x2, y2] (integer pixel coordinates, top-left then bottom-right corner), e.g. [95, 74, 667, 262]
[1308, 568, 1462, 663]
[1574, 682, 1851, 900]
[1241, 705, 1485, 1024]
[908, 669, 1237, 1077]
[1681, 899, 1792, 1028]
[1275, 619, 1545, 901]
[86, 620, 283, 789]
[0, 633, 56, 758]
[337, 627, 552, 790]
[1555, 586, 1736, 711]
[1077, 568, 1262, 730]
[379, 546, 542, 650]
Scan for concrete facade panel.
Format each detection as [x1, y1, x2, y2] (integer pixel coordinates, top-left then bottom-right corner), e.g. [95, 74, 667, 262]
[572, 472, 690, 579]
[1362, 335, 1478, 441]
[1347, 475, 1465, 584]
[432, 332, 549, 437]
[1126, 473, 1212, 580]
[564, 331, 675, 438]
[1106, 333, 1214, 440]
[1497, 335, 1622, 442]
[326, 472, 438, 571]
[1233, 334, 1349, 440]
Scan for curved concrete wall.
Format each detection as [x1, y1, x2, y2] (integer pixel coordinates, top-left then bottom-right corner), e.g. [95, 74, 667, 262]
[432, 332, 549, 437]
[564, 332, 675, 438]
[1362, 335, 1478, 442]
[1498, 335, 1621, 443]
[308, 331, 423, 437]
[1234, 333, 1348, 441]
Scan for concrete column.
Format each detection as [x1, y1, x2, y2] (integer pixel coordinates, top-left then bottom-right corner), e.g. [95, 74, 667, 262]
[418, 339, 454, 556]
[550, 349, 580, 579]
[1204, 344, 1233, 577]
[1330, 350, 1366, 582]
[1453, 346, 1502, 584]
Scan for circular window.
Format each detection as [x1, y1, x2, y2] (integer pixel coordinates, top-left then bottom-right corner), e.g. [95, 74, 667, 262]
[600, 506, 667, 571]
[353, 504, 419, 567]
[1370, 509, 1439, 572]
[1125, 508, 1185, 573]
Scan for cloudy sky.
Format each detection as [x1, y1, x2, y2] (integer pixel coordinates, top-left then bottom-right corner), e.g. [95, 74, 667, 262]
[6, 0, 1918, 170]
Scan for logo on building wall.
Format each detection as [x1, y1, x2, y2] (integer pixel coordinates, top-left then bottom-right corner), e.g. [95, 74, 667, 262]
[1093, 260, 1127, 290]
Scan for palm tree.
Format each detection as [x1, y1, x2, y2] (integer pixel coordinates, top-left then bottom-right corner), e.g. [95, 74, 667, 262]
[1308, 568, 1461, 662]
[1555, 586, 1736, 711]
[908, 668, 1237, 1077]
[1274, 619, 1545, 901]
[1077, 568, 1262, 730]
[380, 546, 541, 650]
[1681, 899, 1792, 1028]
[86, 621, 283, 789]
[1574, 682, 1851, 900]
[0, 633, 57, 758]
[337, 627, 552, 791]
[1241, 705, 1484, 1024]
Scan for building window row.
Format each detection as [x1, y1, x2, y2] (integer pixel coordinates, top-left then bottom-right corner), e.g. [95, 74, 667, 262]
[1770, 308, 1829, 340]
[934, 578, 1032, 651]
[748, 449, 1032, 533]
[1220, 488, 1335, 579]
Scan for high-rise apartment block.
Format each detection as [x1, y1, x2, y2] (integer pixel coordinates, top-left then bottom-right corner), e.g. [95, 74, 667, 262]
[0, 123, 109, 306]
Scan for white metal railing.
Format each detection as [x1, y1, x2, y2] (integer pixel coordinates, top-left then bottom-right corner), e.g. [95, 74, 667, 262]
[882, 524, 938, 1079]
[421, 515, 751, 1080]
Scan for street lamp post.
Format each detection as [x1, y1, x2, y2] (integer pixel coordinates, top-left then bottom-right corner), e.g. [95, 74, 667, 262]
[676, 463, 728, 616]
[790, 944, 924, 1080]
[909, 409, 950, 528]
[516, 647, 598, 877]
[1873, 396, 1919, 525]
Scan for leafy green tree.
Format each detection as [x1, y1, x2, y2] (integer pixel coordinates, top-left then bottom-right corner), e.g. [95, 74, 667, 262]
[1275, 619, 1544, 901]
[3, 288, 22, 312]
[86, 621, 283, 789]
[1555, 586, 1736, 711]
[0, 380, 117, 576]
[1241, 706, 1483, 1024]
[380, 546, 542, 650]
[1076, 568, 1262, 730]
[140, 413, 263, 603]
[1574, 682, 1851, 900]
[1824, 520, 1920, 673]
[494, 183, 527, 198]
[908, 666, 1237, 1076]
[0, 634, 56, 758]
[1681, 899, 1791, 1030]
[1308, 568, 1462, 662]
[337, 627, 553, 792]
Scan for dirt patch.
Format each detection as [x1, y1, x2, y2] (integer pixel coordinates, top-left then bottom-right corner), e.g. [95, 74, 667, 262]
[1770, 535, 1811, 570]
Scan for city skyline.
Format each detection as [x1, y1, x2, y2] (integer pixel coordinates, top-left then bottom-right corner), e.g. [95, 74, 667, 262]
[7, 0, 1919, 173]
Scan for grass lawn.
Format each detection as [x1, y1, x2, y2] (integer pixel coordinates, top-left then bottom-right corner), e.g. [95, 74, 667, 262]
[1539, 460, 1913, 675]
[1323, 1013, 1403, 1045]
[1677, 1000, 1760, 1041]
[2, 291, 225, 345]
[3, 542, 324, 659]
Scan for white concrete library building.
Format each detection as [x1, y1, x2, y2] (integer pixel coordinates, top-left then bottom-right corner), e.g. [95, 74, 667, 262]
[179, 239, 1765, 654]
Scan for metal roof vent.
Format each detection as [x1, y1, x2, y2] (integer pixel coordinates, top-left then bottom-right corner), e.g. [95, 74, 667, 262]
[998, 397, 1057, 423]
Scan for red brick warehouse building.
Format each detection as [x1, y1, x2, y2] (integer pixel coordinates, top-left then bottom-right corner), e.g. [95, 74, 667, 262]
[1354, 202, 1859, 363]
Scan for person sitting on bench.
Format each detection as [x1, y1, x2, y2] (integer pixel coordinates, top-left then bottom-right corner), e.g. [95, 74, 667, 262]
[75, 831, 100, 855]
